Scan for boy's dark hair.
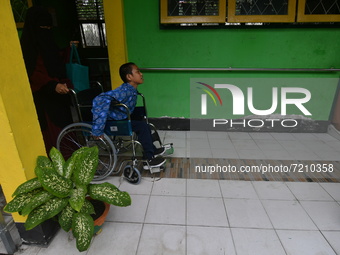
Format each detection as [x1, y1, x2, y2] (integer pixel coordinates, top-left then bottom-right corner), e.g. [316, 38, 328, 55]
[119, 62, 136, 83]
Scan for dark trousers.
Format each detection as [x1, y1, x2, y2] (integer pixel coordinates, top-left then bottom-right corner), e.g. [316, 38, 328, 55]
[131, 120, 155, 160]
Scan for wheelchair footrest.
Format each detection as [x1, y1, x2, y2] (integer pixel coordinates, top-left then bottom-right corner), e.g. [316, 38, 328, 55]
[142, 158, 166, 174]
[162, 143, 174, 156]
[149, 165, 166, 174]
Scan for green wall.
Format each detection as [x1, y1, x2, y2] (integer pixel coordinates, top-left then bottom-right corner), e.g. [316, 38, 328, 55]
[124, 1, 340, 120]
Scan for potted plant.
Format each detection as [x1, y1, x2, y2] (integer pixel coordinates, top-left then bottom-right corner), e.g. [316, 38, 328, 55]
[4, 146, 131, 252]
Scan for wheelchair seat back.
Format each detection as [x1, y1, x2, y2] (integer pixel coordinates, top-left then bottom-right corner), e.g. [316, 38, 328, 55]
[104, 120, 133, 136]
[70, 82, 103, 122]
[103, 101, 134, 136]
[70, 85, 143, 138]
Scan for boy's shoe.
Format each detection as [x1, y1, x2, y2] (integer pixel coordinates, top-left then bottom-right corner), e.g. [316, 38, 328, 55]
[143, 156, 166, 170]
[154, 147, 166, 157]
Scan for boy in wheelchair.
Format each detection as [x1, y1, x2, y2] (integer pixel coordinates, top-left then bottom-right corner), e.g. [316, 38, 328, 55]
[91, 62, 166, 169]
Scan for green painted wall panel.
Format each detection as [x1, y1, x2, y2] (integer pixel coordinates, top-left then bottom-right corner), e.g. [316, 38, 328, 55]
[123, 1, 340, 120]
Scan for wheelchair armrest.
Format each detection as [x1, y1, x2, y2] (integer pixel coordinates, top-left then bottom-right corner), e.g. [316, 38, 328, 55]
[109, 102, 132, 121]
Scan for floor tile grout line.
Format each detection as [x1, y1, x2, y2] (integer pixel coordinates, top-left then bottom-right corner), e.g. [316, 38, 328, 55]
[318, 182, 340, 202]
[218, 180, 238, 254]
[292, 198, 340, 254]
[320, 231, 339, 255]
[254, 181, 289, 255]
[185, 179, 188, 255]
[134, 179, 154, 255]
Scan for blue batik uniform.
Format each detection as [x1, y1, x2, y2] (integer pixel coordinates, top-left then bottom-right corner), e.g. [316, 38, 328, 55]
[92, 83, 138, 137]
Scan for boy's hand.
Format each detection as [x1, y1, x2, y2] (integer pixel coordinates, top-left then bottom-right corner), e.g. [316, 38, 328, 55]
[93, 135, 104, 140]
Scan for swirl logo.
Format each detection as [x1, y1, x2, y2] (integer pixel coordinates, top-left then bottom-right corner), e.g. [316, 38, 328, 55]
[196, 82, 223, 115]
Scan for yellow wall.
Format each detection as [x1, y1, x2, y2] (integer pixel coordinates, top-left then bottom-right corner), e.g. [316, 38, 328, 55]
[103, 0, 127, 88]
[0, 0, 46, 222]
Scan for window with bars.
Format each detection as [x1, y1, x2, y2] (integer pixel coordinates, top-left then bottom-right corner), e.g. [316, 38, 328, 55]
[10, 0, 32, 28]
[161, 0, 226, 23]
[228, 0, 297, 23]
[161, 0, 340, 26]
[297, 0, 340, 21]
[75, 0, 107, 48]
[235, 0, 289, 15]
[167, 0, 220, 16]
[305, 0, 340, 14]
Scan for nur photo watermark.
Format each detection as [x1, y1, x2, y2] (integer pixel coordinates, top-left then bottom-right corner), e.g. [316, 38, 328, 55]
[189, 77, 339, 178]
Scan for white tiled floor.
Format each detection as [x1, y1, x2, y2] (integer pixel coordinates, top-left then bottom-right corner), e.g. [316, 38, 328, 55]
[161, 130, 340, 160]
[5, 131, 340, 255]
[13, 178, 340, 255]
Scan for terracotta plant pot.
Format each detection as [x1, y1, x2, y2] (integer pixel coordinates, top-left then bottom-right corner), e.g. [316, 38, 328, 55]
[88, 198, 111, 235]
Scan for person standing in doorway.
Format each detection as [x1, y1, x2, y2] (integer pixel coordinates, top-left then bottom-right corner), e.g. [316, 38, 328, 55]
[21, 6, 73, 152]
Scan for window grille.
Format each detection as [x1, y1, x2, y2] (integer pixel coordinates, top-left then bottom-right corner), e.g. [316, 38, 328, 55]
[297, 0, 340, 22]
[305, 0, 340, 14]
[10, 0, 32, 28]
[161, 0, 227, 23]
[235, 0, 289, 15]
[167, 0, 220, 16]
[75, 0, 107, 48]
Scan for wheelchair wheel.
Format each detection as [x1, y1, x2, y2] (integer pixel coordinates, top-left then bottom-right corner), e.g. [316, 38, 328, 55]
[56, 123, 117, 181]
[123, 165, 141, 185]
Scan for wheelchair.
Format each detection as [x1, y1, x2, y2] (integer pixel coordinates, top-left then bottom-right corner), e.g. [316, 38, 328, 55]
[56, 82, 173, 184]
